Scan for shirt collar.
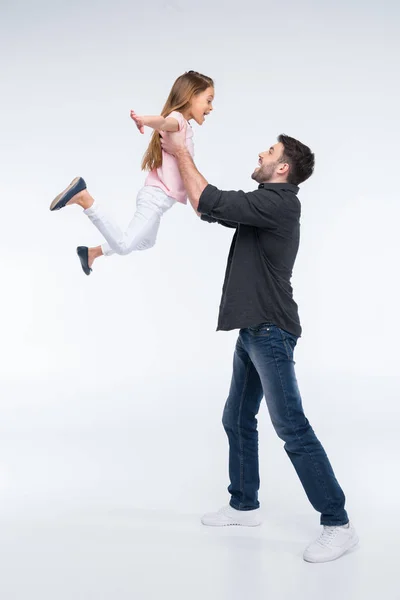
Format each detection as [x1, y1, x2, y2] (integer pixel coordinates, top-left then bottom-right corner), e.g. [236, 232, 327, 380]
[258, 183, 299, 194]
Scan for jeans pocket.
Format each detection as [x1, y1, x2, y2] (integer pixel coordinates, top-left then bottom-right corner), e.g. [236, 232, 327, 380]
[279, 329, 298, 359]
[246, 322, 273, 337]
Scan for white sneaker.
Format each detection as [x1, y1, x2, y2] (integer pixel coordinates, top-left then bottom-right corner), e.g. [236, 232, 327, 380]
[303, 523, 359, 563]
[201, 505, 262, 527]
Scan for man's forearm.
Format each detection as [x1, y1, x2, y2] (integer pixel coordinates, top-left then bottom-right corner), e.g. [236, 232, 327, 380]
[175, 148, 208, 213]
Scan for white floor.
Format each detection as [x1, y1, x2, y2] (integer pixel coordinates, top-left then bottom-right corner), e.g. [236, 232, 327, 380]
[0, 376, 398, 600]
[0, 505, 396, 600]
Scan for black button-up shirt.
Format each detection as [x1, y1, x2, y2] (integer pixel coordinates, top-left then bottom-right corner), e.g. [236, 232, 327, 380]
[198, 182, 302, 337]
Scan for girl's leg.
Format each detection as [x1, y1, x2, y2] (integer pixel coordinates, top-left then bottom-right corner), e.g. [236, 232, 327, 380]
[83, 187, 175, 256]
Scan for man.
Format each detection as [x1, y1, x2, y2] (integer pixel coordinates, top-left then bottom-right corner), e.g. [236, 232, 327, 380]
[160, 131, 359, 563]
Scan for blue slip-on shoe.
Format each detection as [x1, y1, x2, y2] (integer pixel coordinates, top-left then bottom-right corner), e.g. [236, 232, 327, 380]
[50, 177, 87, 211]
[76, 246, 92, 276]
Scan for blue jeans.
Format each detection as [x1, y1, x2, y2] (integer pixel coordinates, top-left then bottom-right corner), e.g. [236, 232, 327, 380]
[222, 323, 348, 526]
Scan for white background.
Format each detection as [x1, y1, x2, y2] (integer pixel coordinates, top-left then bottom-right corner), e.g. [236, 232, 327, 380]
[1, 0, 399, 598]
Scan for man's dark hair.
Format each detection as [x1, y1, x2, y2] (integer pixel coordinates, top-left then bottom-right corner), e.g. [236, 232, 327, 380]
[278, 134, 315, 185]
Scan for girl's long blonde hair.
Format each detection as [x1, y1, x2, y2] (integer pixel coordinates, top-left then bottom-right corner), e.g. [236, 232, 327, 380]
[141, 70, 214, 172]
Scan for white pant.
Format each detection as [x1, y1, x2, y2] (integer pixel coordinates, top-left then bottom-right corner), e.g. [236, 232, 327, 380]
[84, 186, 176, 256]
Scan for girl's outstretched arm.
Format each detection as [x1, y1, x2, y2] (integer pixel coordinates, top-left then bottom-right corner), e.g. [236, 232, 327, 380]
[130, 110, 179, 134]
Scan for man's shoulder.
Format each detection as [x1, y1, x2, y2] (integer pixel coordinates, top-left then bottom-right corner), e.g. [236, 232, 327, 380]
[257, 184, 300, 206]
[246, 184, 299, 202]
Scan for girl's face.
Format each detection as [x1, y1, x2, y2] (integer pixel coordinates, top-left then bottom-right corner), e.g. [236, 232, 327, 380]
[188, 87, 214, 125]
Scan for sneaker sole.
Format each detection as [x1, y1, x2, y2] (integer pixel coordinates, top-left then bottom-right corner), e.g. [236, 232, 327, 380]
[50, 177, 81, 211]
[201, 519, 262, 527]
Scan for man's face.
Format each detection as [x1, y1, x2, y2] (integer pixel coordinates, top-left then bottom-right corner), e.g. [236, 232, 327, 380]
[251, 142, 287, 183]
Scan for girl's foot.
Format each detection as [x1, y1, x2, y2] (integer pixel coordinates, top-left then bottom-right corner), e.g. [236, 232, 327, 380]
[77, 246, 91, 275]
[50, 177, 94, 211]
[76, 245, 103, 276]
[88, 246, 103, 268]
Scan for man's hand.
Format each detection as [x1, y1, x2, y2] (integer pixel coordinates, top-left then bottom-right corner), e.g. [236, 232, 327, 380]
[130, 110, 145, 134]
[160, 129, 186, 156]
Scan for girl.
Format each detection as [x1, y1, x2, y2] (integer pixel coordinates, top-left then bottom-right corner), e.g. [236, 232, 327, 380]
[50, 71, 214, 275]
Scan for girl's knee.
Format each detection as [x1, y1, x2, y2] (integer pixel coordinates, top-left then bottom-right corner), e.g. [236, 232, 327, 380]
[115, 238, 155, 254]
[115, 244, 131, 256]
[137, 239, 155, 251]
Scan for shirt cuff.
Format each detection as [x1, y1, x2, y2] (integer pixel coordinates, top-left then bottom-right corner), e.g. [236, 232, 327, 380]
[200, 214, 218, 223]
[198, 184, 218, 216]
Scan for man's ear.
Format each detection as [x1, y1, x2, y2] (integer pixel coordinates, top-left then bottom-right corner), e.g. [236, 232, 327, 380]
[278, 162, 290, 176]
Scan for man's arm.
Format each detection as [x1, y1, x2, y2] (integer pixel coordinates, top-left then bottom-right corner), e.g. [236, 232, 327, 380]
[173, 148, 209, 214]
[200, 214, 238, 229]
[170, 150, 283, 229]
[195, 185, 285, 229]
[160, 129, 286, 229]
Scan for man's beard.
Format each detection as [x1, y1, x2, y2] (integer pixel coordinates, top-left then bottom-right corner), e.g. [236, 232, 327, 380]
[251, 162, 278, 183]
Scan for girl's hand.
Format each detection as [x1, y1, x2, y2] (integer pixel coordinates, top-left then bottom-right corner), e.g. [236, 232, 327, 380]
[130, 110, 145, 134]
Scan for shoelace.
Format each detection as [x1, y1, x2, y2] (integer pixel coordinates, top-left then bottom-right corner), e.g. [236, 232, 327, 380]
[315, 526, 340, 547]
